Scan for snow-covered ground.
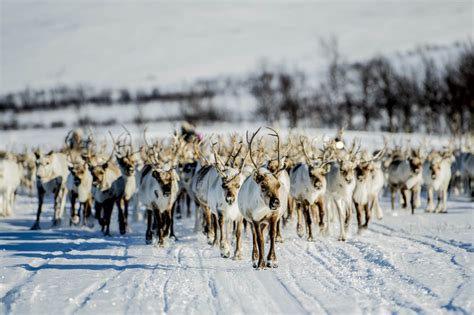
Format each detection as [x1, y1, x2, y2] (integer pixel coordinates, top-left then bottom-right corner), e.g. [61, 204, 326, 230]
[0, 192, 472, 314]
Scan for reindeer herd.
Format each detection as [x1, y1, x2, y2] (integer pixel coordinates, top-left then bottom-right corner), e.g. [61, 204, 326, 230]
[0, 127, 473, 269]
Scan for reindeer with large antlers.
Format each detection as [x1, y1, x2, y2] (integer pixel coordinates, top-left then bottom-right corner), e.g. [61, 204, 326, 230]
[140, 132, 181, 246]
[238, 128, 288, 269]
[85, 132, 125, 235]
[289, 136, 330, 241]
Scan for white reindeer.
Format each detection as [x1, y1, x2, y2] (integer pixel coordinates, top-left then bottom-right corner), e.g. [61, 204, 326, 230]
[289, 137, 329, 240]
[31, 150, 69, 229]
[66, 155, 93, 226]
[238, 128, 288, 269]
[423, 150, 455, 213]
[0, 155, 22, 217]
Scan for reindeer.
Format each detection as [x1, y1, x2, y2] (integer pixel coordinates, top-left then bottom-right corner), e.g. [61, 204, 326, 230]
[423, 150, 455, 213]
[140, 134, 181, 246]
[86, 135, 125, 236]
[238, 128, 288, 269]
[325, 140, 358, 241]
[289, 136, 329, 241]
[66, 153, 93, 227]
[205, 140, 247, 258]
[352, 149, 385, 232]
[113, 126, 140, 231]
[0, 153, 22, 217]
[387, 148, 424, 214]
[31, 150, 69, 229]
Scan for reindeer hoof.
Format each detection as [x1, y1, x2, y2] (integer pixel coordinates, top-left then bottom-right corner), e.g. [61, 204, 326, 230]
[296, 224, 304, 238]
[30, 221, 41, 230]
[252, 261, 258, 268]
[52, 219, 62, 227]
[276, 236, 284, 243]
[338, 236, 346, 242]
[221, 251, 230, 259]
[71, 215, 80, 225]
[176, 213, 182, 220]
[233, 253, 243, 261]
[307, 236, 314, 242]
[267, 261, 278, 268]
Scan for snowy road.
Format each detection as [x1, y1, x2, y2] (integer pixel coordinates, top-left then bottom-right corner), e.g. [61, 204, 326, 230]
[1, 195, 472, 314]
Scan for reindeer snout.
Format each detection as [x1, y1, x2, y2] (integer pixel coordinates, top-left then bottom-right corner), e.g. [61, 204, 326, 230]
[74, 178, 81, 185]
[346, 177, 353, 184]
[357, 175, 364, 182]
[269, 197, 280, 210]
[163, 186, 171, 197]
[225, 194, 235, 205]
[314, 181, 322, 189]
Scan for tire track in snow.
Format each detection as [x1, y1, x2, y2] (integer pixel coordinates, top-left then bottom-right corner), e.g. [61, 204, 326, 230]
[291, 238, 432, 313]
[71, 245, 128, 314]
[0, 257, 48, 314]
[370, 223, 471, 314]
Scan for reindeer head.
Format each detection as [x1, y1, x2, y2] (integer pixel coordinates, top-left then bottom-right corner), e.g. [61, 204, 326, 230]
[247, 128, 282, 211]
[117, 153, 136, 176]
[152, 168, 176, 197]
[254, 168, 281, 210]
[299, 136, 329, 189]
[408, 148, 424, 175]
[34, 150, 56, 180]
[69, 161, 88, 186]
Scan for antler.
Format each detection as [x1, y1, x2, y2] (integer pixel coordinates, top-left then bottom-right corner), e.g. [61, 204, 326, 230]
[246, 127, 262, 170]
[266, 127, 283, 172]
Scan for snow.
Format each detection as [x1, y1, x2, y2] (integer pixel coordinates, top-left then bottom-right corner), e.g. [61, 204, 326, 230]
[0, 193, 472, 314]
[1, 1, 472, 93]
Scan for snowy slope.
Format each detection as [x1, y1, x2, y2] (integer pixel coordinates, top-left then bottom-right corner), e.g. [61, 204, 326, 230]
[1, 1, 472, 93]
[0, 193, 472, 314]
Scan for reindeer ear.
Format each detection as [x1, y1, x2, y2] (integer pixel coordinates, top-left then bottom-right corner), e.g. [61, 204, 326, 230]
[103, 162, 109, 169]
[47, 150, 54, 156]
[34, 151, 41, 160]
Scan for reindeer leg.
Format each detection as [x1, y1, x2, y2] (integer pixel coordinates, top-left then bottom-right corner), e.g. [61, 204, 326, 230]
[124, 199, 129, 231]
[175, 191, 182, 220]
[362, 203, 370, 229]
[425, 187, 434, 212]
[296, 202, 304, 238]
[52, 188, 61, 227]
[255, 222, 266, 270]
[117, 198, 126, 235]
[233, 218, 243, 260]
[186, 193, 192, 218]
[276, 218, 283, 243]
[317, 198, 327, 234]
[145, 209, 153, 244]
[335, 200, 346, 241]
[344, 200, 352, 231]
[303, 202, 313, 241]
[267, 216, 278, 268]
[211, 213, 218, 247]
[410, 187, 420, 214]
[355, 201, 363, 232]
[31, 186, 44, 230]
[390, 186, 396, 210]
[169, 206, 177, 241]
[103, 200, 113, 236]
[251, 222, 258, 268]
[70, 192, 79, 226]
[154, 210, 164, 247]
[218, 213, 229, 257]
